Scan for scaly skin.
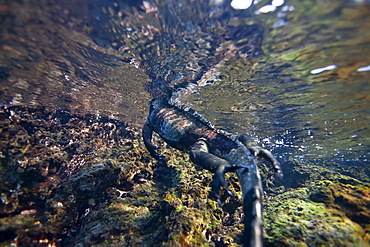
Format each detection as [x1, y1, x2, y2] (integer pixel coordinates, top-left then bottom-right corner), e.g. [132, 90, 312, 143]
[143, 99, 282, 247]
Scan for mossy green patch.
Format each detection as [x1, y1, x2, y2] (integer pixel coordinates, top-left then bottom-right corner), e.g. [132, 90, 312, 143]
[264, 190, 365, 246]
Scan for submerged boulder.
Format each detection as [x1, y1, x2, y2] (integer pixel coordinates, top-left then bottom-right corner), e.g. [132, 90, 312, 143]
[0, 106, 369, 246]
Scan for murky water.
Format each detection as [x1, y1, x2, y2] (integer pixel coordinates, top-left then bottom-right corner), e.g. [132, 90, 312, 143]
[0, 0, 369, 245]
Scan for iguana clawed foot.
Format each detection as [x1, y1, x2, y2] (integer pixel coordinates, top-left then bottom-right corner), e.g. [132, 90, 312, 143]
[190, 139, 248, 206]
[238, 134, 283, 180]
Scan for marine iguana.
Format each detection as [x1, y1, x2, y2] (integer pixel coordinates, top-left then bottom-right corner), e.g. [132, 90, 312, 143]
[143, 98, 282, 247]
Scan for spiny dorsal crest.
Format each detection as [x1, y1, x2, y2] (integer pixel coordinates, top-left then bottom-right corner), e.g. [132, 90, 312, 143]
[167, 100, 239, 141]
[169, 101, 215, 129]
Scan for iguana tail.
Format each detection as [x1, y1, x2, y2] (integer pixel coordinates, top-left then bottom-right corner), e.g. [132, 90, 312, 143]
[236, 165, 263, 247]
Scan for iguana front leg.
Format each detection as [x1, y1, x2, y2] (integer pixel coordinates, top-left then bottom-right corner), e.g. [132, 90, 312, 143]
[143, 120, 163, 160]
[238, 134, 282, 178]
[189, 139, 246, 206]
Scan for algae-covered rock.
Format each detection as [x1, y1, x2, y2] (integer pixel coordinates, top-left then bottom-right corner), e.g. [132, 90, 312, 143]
[1, 106, 369, 246]
[264, 159, 370, 246]
[0, 105, 151, 246]
[0, 106, 244, 246]
[264, 189, 366, 247]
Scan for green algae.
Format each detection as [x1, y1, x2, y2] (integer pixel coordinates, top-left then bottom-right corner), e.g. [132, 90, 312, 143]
[264, 158, 370, 246]
[264, 190, 365, 246]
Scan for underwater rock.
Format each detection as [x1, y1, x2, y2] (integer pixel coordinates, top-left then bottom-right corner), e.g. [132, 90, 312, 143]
[0, 106, 240, 246]
[264, 188, 367, 246]
[264, 159, 370, 246]
[0, 105, 145, 246]
[1, 106, 369, 246]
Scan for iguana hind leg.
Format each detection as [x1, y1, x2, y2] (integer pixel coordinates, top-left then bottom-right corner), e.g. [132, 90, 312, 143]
[190, 139, 243, 206]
